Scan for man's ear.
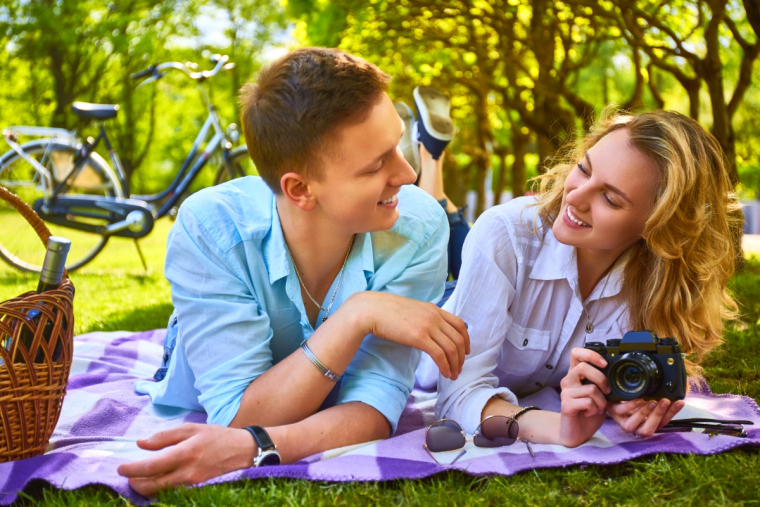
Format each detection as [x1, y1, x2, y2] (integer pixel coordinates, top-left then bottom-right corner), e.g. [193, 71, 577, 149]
[280, 172, 317, 211]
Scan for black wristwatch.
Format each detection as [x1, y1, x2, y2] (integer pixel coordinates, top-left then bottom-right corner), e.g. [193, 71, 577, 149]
[243, 426, 281, 467]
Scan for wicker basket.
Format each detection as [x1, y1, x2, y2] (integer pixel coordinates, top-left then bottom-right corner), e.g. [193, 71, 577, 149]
[0, 186, 75, 462]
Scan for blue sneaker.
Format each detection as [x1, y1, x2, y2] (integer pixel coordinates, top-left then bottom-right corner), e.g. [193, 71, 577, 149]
[413, 86, 455, 160]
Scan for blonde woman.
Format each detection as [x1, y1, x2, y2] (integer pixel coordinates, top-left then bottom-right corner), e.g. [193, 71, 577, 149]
[423, 108, 740, 447]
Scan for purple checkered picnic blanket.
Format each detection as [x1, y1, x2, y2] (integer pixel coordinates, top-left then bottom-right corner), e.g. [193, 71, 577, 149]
[1, 329, 758, 505]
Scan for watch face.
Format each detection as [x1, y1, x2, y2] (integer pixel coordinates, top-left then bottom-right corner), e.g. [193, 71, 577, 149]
[257, 450, 281, 467]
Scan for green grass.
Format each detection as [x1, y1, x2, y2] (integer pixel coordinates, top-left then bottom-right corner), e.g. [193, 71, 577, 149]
[1, 222, 759, 506]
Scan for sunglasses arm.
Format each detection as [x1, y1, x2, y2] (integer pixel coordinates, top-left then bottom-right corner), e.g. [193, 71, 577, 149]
[423, 445, 467, 466]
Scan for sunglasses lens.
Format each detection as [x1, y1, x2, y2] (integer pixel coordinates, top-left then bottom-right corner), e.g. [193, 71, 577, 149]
[473, 416, 519, 448]
[426, 420, 466, 452]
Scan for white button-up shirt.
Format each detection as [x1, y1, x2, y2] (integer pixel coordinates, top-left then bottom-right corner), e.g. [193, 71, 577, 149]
[416, 196, 630, 434]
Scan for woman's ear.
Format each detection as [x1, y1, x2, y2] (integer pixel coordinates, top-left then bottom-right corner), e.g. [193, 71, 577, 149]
[280, 172, 317, 211]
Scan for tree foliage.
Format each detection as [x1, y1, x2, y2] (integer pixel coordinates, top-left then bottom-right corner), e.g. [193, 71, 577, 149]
[0, 0, 758, 212]
[0, 0, 283, 191]
[291, 0, 760, 214]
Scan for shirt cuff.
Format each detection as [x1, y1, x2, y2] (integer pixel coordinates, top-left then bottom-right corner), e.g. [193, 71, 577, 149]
[460, 387, 519, 435]
[197, 378, 251, 427]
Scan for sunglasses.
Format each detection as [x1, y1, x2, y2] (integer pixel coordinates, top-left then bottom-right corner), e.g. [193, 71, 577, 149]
[423, 416, 535, 465]
[656, 417, 753, 438]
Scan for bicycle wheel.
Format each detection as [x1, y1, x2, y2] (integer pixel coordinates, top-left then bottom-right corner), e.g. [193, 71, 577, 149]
[0, 140, 123, 272]
[214, 146, 256, 185]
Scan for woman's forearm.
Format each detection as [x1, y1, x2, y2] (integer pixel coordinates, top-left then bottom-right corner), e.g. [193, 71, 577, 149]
[482, 396, 563, 445]
[481, 396, 603, 447]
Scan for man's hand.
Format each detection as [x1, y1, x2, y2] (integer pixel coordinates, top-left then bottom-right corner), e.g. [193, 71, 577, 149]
[607, 397, 685, 437]
[558, 347, 611, 447]
[117, 423, 255, 497]
[346, 292, 469, 379]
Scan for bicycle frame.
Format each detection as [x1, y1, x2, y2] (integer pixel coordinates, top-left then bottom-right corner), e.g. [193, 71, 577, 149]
[20, 59, 238, 222]
[129, 96, 231, 219]
[44, 124, 129, 199]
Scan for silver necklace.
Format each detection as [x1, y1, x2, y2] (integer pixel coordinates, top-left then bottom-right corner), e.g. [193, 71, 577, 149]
[580, 263, 615, 334]
[289, 236, 354, 323]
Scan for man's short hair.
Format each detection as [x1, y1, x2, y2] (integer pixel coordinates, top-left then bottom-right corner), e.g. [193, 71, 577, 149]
[240, 48, 391, 193]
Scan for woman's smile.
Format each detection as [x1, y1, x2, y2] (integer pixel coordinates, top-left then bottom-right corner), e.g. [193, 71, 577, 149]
[565, 206, 591, 228]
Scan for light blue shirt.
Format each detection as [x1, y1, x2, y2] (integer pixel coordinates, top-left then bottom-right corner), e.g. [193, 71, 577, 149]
[135, 176, 448, 433]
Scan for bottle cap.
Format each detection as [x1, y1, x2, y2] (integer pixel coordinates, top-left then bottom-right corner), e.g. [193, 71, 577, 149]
[46, 236, 71, 254]
[39, 236, 71, 286]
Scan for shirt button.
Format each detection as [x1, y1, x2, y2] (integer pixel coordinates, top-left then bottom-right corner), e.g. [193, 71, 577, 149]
[535, 382, 543, 388]
[545, 364, 553, 370]
[523, 338, 529, 346]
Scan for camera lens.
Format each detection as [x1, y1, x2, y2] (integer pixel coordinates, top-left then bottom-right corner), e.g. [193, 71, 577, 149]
[620, 365, 643, 390]
[610, 352, 662, 400]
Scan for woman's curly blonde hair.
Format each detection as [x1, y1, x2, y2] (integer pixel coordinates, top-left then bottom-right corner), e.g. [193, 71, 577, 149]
[532, 107, 741, 376]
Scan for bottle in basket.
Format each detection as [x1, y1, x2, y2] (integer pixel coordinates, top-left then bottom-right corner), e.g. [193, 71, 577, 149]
[15, 236, 71, 363]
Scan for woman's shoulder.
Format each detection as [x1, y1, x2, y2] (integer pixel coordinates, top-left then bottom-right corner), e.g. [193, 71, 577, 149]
[473, 195, 544, 239]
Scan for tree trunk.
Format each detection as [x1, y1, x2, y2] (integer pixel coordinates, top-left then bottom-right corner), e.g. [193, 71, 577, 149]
[494, 147, 510, 204]
[537, 133, 551, 174]
[703, 0, 738, 185]
[647, 64, 665, 109]
[473, 90, 492, 218]
[623, 48, 645, 111]
[48, 43, 72, 129]
[511, 131, 529, 198]
[443, 151, 465, 208]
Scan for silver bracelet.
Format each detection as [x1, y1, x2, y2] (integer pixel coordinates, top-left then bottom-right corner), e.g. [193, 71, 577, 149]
[300, 340, 343, 382]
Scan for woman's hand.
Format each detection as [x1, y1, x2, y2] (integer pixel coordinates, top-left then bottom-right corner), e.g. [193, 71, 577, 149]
[607, 397, 685, 437]
[558, 347, 612, 447]
[345, 292, 470, 380]
[117, 423, 255, 497]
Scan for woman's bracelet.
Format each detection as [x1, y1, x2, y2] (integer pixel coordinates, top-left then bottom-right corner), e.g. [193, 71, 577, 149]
[512, 405, 541, 421]
[300, 340, 343, 382]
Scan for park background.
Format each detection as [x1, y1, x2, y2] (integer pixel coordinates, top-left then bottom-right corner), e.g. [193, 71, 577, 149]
[1, 0, 759, 219]
[1, 0, 760, 505]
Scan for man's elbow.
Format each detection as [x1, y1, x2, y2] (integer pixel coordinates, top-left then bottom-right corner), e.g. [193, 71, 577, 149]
[359, 404, 393, 440]
[375, 416, 393, 440]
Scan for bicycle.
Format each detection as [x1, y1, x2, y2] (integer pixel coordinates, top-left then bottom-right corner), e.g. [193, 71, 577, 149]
[0, 54, 253, 272]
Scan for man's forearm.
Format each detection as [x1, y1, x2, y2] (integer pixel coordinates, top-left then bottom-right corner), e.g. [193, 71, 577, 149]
[266, 401, 391, 464]
[229, 294, 372, 428]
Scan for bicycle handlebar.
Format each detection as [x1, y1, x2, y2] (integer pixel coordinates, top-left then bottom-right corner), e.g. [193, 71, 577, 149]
[130, 65, 157, 80]
[131, 55, 231, 87]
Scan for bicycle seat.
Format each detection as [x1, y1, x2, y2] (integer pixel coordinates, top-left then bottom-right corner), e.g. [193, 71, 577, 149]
[72, 102, 119, 120]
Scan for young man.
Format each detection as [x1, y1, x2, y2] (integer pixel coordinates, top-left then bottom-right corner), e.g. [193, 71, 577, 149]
[118, 48, 469, 496]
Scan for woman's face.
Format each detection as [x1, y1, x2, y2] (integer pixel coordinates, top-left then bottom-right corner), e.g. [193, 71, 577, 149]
[552, 128, 660, 255]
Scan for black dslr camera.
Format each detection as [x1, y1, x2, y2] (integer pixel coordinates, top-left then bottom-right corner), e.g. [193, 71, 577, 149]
[583, 331, 687, 402]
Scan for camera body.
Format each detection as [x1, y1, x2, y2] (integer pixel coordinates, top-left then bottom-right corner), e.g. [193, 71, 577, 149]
[583, 330, 687, 402]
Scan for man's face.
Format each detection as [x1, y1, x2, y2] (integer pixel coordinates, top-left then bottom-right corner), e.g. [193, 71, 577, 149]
[309, 93, 418, 233]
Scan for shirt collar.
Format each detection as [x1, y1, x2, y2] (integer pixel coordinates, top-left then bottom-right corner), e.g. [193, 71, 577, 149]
[262, 197, 375, 287]
[263, 197, 290, 285]
[601, 248, 630, 300]
[337, 231, 375, 299]
[529, 228, 631, 301]
[528, 228, 576, 281]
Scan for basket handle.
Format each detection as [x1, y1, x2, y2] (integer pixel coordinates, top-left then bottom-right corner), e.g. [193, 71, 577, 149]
[0, 186, 53, 250]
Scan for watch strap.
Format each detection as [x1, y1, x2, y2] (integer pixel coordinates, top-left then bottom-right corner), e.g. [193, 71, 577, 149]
[243, 425, 276, 452]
